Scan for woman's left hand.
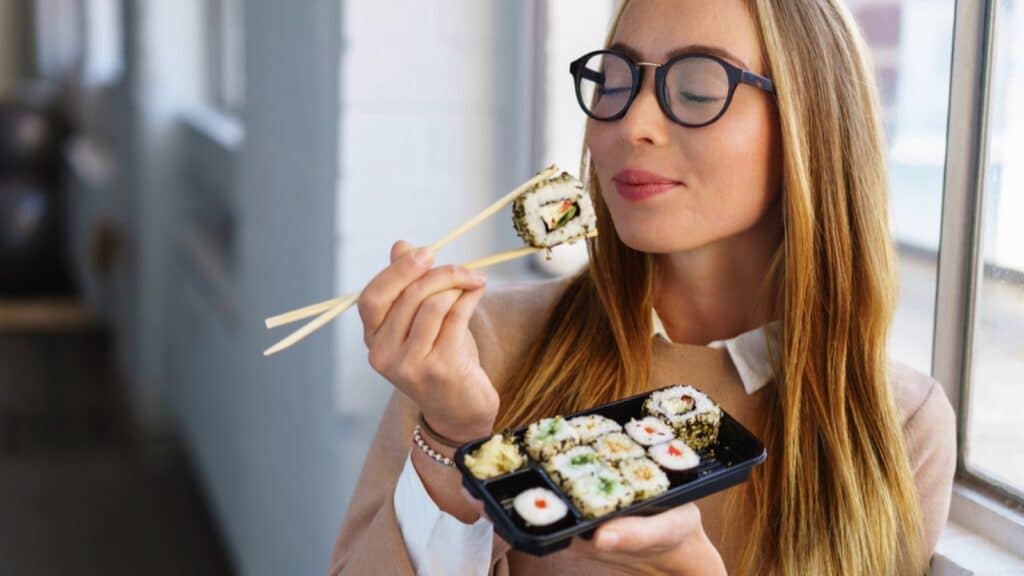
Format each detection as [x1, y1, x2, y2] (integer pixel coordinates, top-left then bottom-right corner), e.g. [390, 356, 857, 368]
[460, 488, 725, 576]
[569, 503, 726, 576]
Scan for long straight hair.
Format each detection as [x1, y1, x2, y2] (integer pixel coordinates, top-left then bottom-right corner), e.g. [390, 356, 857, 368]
[495, 0, 924, 573]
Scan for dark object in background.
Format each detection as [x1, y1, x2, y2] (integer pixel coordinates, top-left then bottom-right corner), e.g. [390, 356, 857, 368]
[0, 175, 65, 294]
[0, 81, 74, 296]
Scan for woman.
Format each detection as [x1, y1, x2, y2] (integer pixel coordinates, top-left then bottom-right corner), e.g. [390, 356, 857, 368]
[330, 0, 956, 574]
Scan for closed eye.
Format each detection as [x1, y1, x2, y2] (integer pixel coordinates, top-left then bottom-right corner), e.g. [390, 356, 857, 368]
[598, 86, 632, 97]
[679, 91, 721, 104]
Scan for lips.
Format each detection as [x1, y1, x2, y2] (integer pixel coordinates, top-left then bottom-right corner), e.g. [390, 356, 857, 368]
[612, 169, 682, 201]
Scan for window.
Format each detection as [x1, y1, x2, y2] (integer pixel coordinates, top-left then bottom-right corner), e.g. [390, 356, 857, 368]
[205, 0, 245, 114]
[965, 0, 1024, 500]
[81, 0, 124, 87]
[846, 0, 957, 377]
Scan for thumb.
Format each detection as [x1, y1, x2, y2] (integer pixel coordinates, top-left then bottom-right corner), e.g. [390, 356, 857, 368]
[594, 503, 702, 553]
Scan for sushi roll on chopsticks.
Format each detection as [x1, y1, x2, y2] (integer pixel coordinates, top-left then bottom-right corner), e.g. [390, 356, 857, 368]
[512, 171, 596, 251]
[644, 385, 722, 451]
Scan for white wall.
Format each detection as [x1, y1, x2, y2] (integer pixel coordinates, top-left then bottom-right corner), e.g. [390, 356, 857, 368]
[65, 0, 533, 573]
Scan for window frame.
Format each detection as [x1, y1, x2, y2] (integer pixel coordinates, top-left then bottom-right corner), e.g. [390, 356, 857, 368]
[935, 0, 1024, 545]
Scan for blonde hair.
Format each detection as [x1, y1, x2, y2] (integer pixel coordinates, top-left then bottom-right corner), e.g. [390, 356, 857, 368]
[495, 0, 924, 574]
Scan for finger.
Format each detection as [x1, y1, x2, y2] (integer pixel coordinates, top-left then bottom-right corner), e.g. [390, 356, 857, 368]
[594, 504, 702, 554]
[403, 288, 462, 358]
[433, 282, 486, 355]
[391, 240, 415, 264]
[374, 265, 484, 352]
[357, 243, 434, 337]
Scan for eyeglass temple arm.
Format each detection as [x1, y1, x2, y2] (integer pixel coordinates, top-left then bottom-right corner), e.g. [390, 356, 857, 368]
[741, 70, 775, 94]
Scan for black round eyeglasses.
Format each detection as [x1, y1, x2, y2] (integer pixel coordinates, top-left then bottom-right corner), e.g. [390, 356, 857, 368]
[569, 49, 776, 128]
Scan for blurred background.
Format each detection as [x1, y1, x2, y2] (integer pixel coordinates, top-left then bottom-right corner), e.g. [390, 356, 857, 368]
[0, 0, 1020, 574]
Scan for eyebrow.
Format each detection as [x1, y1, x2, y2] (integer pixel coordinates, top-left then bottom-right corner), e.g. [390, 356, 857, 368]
[609, 41, 753, 71]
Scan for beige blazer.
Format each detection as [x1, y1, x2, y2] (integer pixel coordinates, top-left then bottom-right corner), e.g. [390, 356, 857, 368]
[329, 276, 956, 575]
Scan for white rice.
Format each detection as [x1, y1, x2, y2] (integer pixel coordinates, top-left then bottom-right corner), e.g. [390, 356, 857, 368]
[619, 457, 671, 500]
[512, 172, 597, 249]
[513, 487, 569, 527]
[524, 416, 581, 461]
[624, 416, 675, 446]
[648, 439, 700, 472]
[592, 431, 645, 465]
[544, 445, 603, 487]
[568, 414, 622, 444]
[568, 468, 635, 519]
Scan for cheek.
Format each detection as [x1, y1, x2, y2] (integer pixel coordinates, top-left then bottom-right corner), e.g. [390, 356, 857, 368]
[697, 113, 780, 227]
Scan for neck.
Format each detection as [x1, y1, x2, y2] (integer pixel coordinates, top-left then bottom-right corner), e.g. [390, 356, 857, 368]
[653, 203, 782, 345]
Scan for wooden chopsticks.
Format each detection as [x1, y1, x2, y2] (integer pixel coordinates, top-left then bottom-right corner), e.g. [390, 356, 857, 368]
[263, 165, 576, 357]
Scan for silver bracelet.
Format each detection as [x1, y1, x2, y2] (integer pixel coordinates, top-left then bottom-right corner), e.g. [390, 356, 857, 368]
[412, 424, 455, 468]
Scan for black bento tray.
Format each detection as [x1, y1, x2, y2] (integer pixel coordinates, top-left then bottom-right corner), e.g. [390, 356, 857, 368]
[454, 385, 767, 556]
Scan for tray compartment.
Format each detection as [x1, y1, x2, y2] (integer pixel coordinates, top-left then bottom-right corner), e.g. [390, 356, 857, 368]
[484, 468, 579, 536]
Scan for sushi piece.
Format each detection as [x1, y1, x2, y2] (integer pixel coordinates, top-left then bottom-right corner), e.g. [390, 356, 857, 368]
[512, 487, 569, 527]
[567, 414, 622, 444]
[619, 457, 671, 501]
[648, 439, 701, 481]
[643, 385, 722, 450]
[568, 468, 635, 519]
[543, 445, 604, 488]
[512, 171, 596, 250]
[592, 431, 645, 465]
[624, 416, 675, 447]
[524, 416, 581, 461]
[464, 434, 525, 480]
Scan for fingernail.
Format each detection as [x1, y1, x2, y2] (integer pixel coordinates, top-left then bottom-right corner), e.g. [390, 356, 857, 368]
[412, 248, 433, 265]
[469, 271, 486, 284]
[599, 530, 619, 548]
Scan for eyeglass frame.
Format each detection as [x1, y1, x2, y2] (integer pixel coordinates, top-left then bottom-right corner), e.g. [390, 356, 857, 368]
[569, 48, 776, 128]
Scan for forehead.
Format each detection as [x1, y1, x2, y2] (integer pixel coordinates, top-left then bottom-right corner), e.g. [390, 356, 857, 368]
[612, 0, 764, 72]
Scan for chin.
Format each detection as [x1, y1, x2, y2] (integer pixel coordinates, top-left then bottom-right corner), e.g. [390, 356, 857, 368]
[609, 217, 707, 254]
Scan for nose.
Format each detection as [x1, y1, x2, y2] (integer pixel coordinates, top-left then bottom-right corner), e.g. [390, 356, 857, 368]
[617, 64, 671, 147]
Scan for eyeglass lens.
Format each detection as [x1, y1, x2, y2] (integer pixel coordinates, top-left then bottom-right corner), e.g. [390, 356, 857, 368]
[577, 52, 732, 126]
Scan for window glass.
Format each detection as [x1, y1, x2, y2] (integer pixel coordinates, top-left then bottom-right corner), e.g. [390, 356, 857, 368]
[848, 0, 956, 375]
[965, 0, 1024, 498]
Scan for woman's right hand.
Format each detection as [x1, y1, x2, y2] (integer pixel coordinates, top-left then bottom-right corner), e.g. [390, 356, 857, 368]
[358, 240, 498, 444]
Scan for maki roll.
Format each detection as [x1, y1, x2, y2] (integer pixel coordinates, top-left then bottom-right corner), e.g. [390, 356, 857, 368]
[544, 445, 603, 488]
[648, 439, 701, 481]
[568, 468, 636, 519]
[592, 431, 645, 465]
[643, 385, 722, 450]
[524, 416, 581, 461]
[512, 171, 596, 250]
[568, 414, 622, 444]
[624, 416, 675, 447]
[619, 457, 671, 501]
[512, 487, 569, 528]
[464, 434, 525, 480]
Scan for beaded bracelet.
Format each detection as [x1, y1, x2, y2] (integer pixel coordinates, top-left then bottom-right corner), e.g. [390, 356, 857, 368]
[412, 424, 455, 468]
[417, 411, 463, 448]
